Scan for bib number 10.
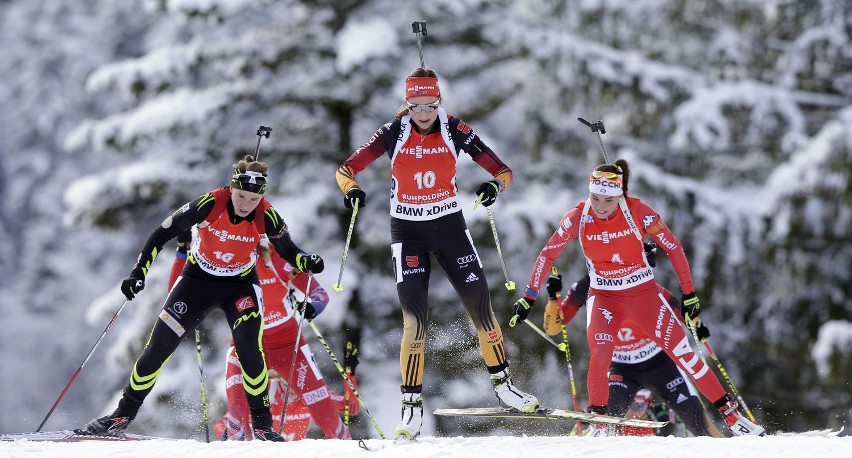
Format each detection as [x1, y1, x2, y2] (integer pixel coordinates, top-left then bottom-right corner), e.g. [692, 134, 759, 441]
[413, 171, 436, 189]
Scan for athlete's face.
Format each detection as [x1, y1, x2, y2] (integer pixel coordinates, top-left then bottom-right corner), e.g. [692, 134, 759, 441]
[589, 193, 620, 219]
[231, 189, 263, 217]
[407, 96, 440, 132]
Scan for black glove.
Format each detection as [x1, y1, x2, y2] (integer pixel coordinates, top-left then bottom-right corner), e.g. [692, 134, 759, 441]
[509, 297, 534, 327]
[176, 230, 192, 255]
[299, 301, 317, 321]
[344, 342, 360, 375]
[475, 180, 501, 207]
[297, 253, 324, 274]
[344, 187, 366, 209]
[681, 292, 701, 326]
[120, 271, 145, 300]
[545, 274, 563, 300]
[644, 240, 657, 268]
[695, 322, 711, 341]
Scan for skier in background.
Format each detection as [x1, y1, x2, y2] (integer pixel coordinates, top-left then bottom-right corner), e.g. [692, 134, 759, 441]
[335, 67, 539, 439]
[167, 230, 360, 441]
[511, 158, 765, 437]
[80, 155, 324, 441]
[541, 244, 725, 437]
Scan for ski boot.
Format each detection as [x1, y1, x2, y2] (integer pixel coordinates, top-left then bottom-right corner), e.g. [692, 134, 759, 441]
[394, 392, 423, 440]
[715, 394, 765, 436]
[80, 391, 143, 435]
[491, 368, 539, 412]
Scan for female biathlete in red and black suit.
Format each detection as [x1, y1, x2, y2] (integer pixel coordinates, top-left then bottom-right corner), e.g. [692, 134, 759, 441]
[336, 67, 538, 439]
[80, 156, 324, 442]
[511, 158, 764, 437]
[168, 231, 359, 441]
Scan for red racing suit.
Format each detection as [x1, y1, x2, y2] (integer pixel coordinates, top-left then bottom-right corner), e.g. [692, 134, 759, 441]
[524, 197, 727, 408]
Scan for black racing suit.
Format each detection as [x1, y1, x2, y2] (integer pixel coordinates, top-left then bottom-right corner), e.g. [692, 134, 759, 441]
[337, 112, 514, 393]
[117, 189, 308, 429]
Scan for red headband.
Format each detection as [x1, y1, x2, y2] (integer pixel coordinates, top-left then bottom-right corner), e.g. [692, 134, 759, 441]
[405, 77, 440, 100]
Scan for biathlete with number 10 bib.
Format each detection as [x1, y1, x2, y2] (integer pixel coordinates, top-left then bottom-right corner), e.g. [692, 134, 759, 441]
[335, 67, 539, 439]
[510, 158, 764, 437]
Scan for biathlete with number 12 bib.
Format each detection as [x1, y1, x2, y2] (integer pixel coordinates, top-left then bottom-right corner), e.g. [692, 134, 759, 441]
[511, 158, 764, 437]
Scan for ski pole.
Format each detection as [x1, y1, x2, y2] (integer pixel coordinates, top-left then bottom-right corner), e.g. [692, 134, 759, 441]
[523, 319, 562, 349]
[37, 298, 130, 431]
[344, 341, 353, 427]
[333, 201, 359, 292]
[561, 324, 583, 433]
[307, 321, 385, 439]
[702, 339, 757, 422]
[278, 274, 312, 434]
[411, 21, 428, 68]
[256, 241, 309, 435]
[522, 318, 583, 431]
[487, 207, 515, 291]
[684, 313, 709, 365]
[194, 329, 210, 442]
[273, 376, 289, 433]
[474, 193, 515, 290]
[578, 117, 611, 163]
[546, 264, 582, 433]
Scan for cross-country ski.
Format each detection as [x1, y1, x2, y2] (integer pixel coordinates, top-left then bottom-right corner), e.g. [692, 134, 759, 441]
[0, 430, 172, 442]
[433, 406, 667, 429]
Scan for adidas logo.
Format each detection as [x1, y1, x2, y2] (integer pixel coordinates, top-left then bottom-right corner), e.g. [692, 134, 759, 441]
[465, 272, 479, 283]
[676, 393, 688, 404]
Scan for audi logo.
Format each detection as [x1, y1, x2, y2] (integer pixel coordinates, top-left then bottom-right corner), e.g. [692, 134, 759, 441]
[594, 333, 613, 342]
[666, 377, 684, 390]
[457, 254, 477, 265]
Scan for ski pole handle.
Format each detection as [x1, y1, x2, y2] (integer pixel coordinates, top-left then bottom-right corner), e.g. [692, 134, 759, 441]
[577, 117, 610, 163]
[254, 125, 271, 161]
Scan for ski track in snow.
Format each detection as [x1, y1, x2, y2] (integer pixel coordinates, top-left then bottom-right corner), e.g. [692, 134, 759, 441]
[1, 432, 850, 457]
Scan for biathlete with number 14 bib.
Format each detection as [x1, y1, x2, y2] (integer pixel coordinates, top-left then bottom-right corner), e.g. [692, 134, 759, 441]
[80, 155, 324, 442]
[167, 231, 360, 441]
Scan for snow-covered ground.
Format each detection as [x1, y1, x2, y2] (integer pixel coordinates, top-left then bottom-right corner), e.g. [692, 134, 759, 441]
[2, 432, 850, 457]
